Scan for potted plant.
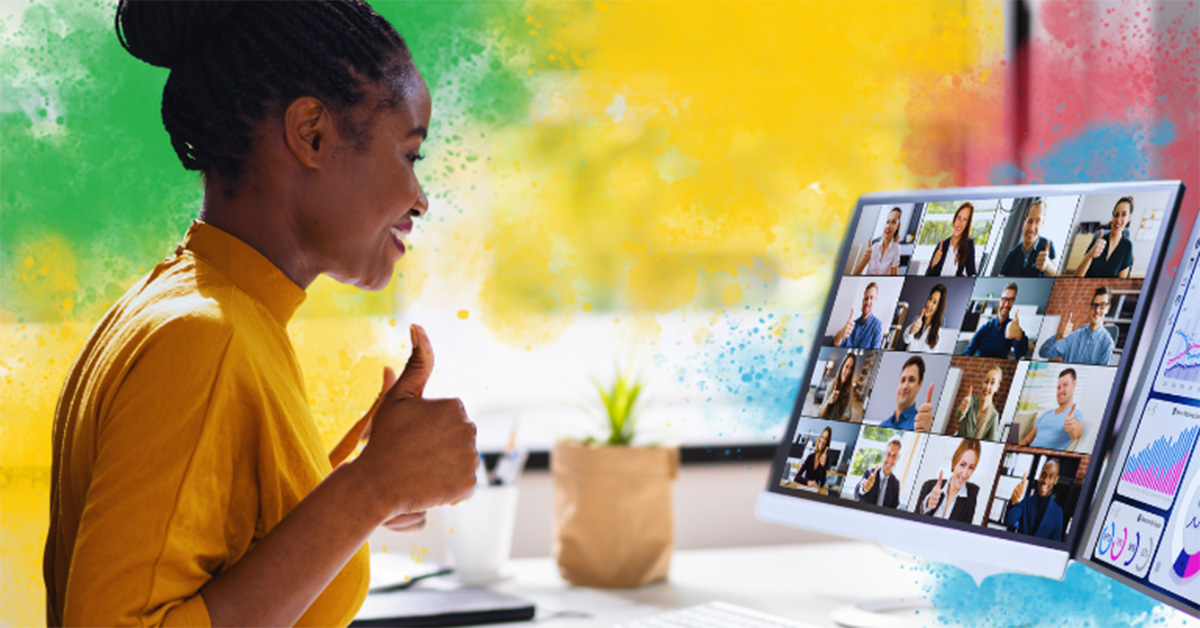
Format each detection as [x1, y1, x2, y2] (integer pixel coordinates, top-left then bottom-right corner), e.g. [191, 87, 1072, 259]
[551, 365, 679, 587]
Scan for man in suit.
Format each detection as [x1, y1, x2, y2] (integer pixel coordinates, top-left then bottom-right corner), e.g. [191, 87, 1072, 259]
[1006, 458, 1065, 541]
[854, 436, 903, 508]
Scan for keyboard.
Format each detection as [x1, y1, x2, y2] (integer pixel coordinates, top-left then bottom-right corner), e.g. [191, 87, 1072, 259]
[616, 601, 821, 628]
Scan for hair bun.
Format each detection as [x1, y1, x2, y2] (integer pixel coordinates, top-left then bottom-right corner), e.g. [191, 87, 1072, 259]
[115, 0, 239, 70]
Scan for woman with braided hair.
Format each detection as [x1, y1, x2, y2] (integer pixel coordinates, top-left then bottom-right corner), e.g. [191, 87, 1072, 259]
[44, 2, 480, 625]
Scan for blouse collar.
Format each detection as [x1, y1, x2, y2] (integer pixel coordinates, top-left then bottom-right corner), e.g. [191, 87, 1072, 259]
[178, 221, 307, 326]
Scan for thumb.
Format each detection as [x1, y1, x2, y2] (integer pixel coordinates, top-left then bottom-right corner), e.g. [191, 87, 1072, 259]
[926, 384, 935, 404]
[937, 470, 944, 487]
[968, 385, 975, 398]
[391, 324, 434, 398]
[849, 308, 855, 323]
[1069, 404, 1077, 419]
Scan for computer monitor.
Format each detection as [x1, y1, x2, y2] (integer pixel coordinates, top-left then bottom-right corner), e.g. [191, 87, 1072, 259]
[1078, 206, 1200, 616]
[756, 181, 1188, 585]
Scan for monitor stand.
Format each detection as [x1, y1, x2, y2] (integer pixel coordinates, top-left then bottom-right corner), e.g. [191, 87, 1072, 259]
[830, 597, 932, 628]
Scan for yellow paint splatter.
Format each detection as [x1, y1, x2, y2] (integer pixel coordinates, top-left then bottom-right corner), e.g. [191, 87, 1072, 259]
[457, 309, 470, 320]
[720, 284, 743, 307]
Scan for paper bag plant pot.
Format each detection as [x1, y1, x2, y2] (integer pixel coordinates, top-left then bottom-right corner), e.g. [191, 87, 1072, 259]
[551, 440, 679, 588]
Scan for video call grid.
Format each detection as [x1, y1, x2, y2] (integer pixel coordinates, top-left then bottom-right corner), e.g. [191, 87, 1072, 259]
[779, 192, 1170, 546]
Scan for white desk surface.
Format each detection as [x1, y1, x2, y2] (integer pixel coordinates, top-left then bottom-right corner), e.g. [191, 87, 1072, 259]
[480, 542, 926, 627]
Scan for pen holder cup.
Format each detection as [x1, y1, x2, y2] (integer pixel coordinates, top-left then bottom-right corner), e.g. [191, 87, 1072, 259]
[441, 484, 520, 585]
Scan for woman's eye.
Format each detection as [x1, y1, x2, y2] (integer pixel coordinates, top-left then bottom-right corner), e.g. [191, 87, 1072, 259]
[407, 152, 426, 163]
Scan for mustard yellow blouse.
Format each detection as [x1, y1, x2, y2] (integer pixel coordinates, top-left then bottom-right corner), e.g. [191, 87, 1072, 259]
[45, 222, 369, 627]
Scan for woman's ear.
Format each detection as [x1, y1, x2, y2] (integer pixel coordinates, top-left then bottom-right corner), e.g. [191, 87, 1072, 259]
[284, 96, 330, 169]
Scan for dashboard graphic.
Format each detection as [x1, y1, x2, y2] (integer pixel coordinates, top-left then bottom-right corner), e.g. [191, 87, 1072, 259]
[1094, 501, 1163, 579]
[1149, 444, 1200, 603]
[1116, 401, 1200, 511]
[1158, 259, 1200, 398]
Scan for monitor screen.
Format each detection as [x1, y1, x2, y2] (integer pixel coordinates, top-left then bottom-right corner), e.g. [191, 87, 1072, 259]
[1080, 201, 1200, 616]
[759, 181, 1187, 581]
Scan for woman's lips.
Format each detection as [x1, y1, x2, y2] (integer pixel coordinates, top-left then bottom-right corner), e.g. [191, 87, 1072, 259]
[389, 226, 407, 253]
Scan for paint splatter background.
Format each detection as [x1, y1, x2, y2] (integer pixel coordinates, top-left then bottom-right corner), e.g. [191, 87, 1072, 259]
[1, 0, 1196, 625]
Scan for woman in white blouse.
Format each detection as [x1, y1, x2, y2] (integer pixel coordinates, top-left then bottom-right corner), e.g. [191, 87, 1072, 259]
[853, 207, 902, 276]
[903, 283, 948, 353]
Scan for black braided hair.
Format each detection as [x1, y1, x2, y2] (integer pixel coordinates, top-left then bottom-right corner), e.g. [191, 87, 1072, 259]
[115, 1, 414, 187]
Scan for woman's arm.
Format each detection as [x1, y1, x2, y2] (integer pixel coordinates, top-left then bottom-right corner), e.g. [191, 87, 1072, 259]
[1074, 232, 1103, 277]
[852, 247, 870, 275]
[204, 332, 478, 627]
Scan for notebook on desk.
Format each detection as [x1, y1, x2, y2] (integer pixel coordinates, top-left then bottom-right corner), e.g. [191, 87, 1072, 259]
[351, 587, 535, 627]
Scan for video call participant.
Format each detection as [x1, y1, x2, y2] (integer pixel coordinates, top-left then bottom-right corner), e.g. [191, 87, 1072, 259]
[1075, 196, 1135, 278]
[854, 436, 903, 508]
[999, 199, 1057, 278]
[926, 202, 977, 277]
[1006, 459, 1065, 542]
[853, 207, 902, 276]
[794, 426, 833, 489]
[878, 356, 935, 432]
[834, 282, 883, 350]
[946, 365, 1003, 441]
[917, 439, 981, 523]
[902, 283, 947, 353]
[1038, 286, 1116, 366]
[819, 353, 857, 421]
[963, 282, 1030, 359]
[1020, 369, 1084, 450]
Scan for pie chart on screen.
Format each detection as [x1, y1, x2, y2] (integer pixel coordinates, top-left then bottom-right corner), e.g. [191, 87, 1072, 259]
[1171, 461, 1200, 582]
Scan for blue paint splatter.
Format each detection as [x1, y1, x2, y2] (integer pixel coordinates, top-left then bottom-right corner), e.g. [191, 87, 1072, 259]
[921, 560, 1193, 627]
[1031, 123, 1151, 183]
[1149, 120, 1177, 147]
[989, 162, 1023, 185]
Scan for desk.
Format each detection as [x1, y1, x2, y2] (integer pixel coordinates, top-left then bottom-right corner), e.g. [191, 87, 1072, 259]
[475, 543, 926, 627]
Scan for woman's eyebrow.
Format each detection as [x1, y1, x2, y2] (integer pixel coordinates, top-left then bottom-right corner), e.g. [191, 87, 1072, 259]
[408, 126, 428, 139]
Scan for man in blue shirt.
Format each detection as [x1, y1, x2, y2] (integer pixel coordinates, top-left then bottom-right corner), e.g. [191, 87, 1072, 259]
[1021, 368, 1084, 450]
[1039, 286, 1116, 366]
[999, 199, 1058, 278]
[964, 282, 1030, 359]
[1006, 458, 1064, 541]
[834, 282, 883, 350]
[878, 356, 935, 432]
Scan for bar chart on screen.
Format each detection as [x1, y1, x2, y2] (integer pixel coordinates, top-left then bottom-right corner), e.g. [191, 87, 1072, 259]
[1117, 401, 1200, 511]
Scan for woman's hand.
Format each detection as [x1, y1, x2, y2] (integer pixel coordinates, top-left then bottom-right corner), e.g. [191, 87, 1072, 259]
[926, 471, 944, 511]
[930, 241, 944, 268]
[352, 325, 479, 521]
[1089, 234, 1108, 259]
[383, 512, 427, 532]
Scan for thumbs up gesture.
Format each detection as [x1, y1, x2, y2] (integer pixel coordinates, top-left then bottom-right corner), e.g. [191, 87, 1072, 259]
[958, 386, 975, 416]
[1011, 473, 1028, 504]
[1057, 312, 1074, 341]
[1089, 234, 1108, 259]
[915, 384, 935, 432]
[1036, 248, 1050, 273]
[926, 470, 945, 512]
[835, 308, 857, 345]
[354, 325, 481, 524]
[1064, 403, 1083, 440]
[1006, 310, 1023, 340]
[931, 241, 945, 269]
[861, 467, 878, 494]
